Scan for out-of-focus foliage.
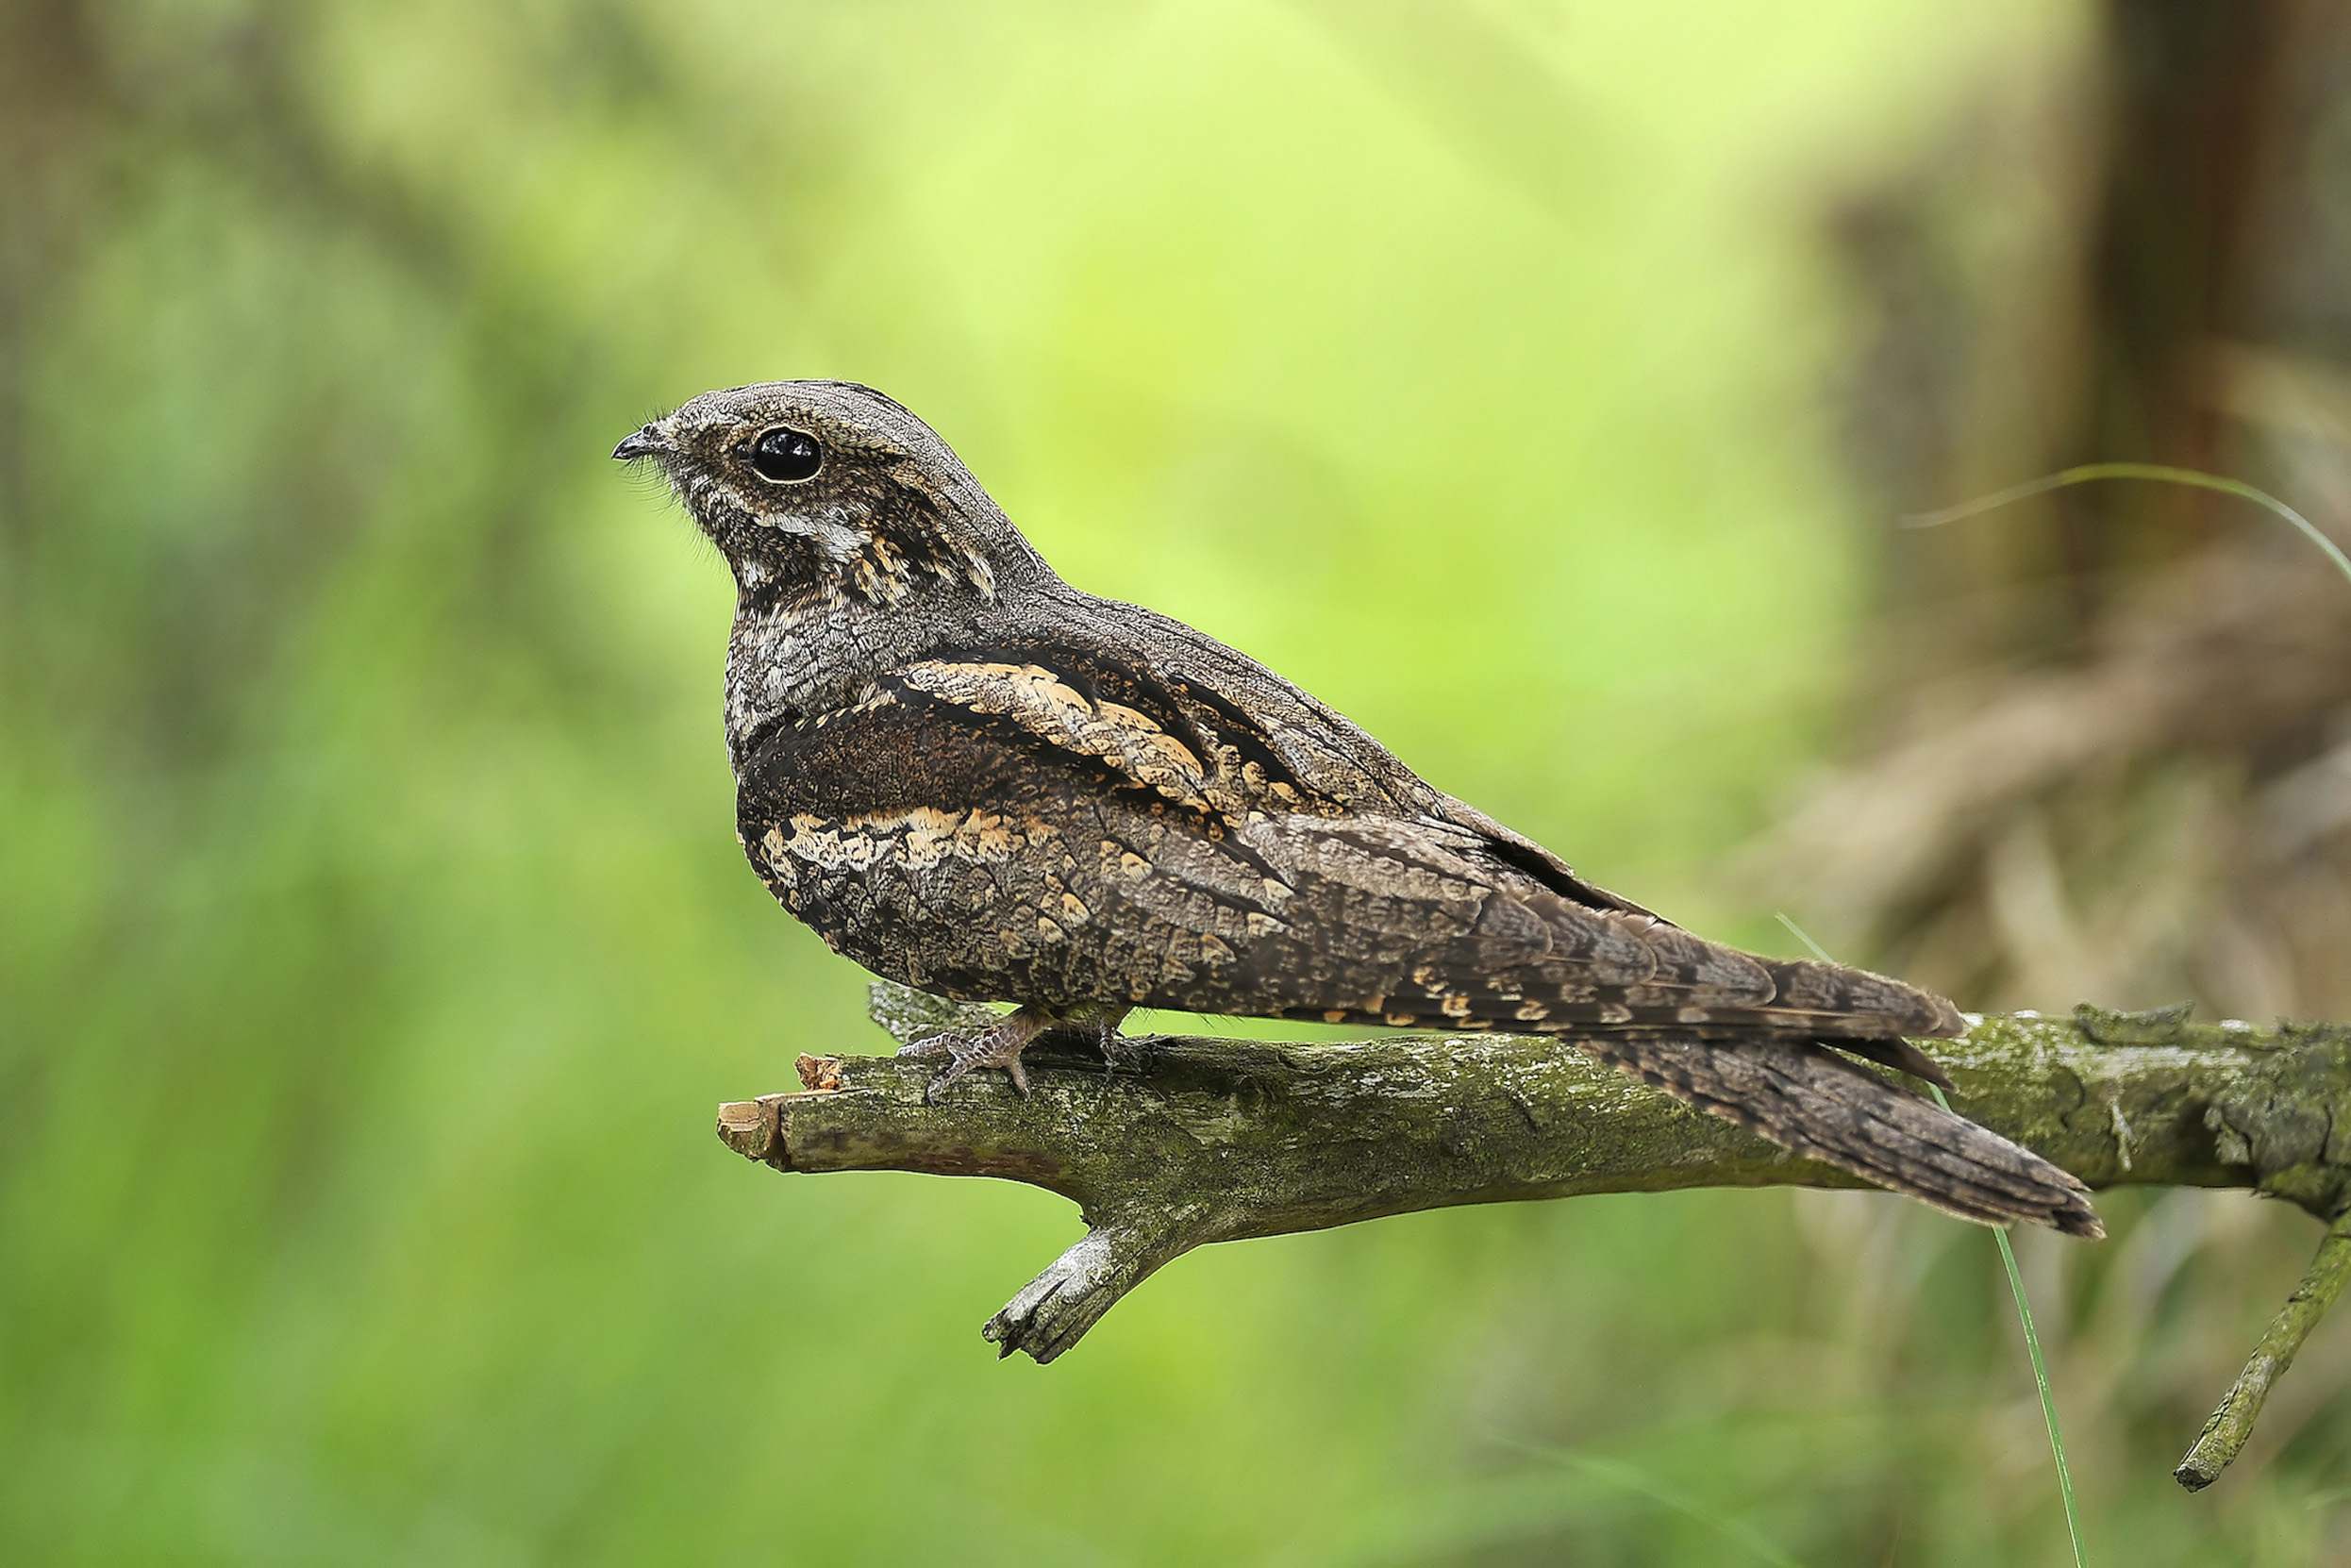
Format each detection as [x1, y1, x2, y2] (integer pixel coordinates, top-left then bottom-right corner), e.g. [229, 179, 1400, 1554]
[3, 2, 2345, 1562]
[1775, 1, 2351, 1033]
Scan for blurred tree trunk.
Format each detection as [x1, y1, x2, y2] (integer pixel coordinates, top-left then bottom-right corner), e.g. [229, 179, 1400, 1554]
[1771, 0, 2351, 1025]
[2059, 0, 2292, 601]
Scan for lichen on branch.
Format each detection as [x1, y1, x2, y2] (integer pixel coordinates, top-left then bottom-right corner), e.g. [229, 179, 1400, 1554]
[716, 985, 2351, 1486]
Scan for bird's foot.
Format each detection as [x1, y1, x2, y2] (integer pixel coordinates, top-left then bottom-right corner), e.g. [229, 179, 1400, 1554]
[899, 1006, 1053, 1104]
[1095, 1026, 1160, 1077]
[1055, 1002, 1138, 1072]
[898, 1002, 1134, 1104]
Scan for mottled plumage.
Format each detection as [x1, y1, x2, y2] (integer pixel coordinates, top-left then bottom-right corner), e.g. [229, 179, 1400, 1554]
[615, 381, 2101, 1238]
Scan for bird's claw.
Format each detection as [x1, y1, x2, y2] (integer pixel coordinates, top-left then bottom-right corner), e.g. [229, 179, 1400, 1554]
[896, 1003, 1140, 1103]
[900, 1008, 1048, 1104]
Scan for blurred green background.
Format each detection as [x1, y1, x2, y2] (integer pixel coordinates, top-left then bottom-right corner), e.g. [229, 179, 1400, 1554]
[7, 1, 2349, 1562]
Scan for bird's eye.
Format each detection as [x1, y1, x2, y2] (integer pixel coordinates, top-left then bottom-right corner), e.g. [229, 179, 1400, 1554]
[746, 426, 824, 484]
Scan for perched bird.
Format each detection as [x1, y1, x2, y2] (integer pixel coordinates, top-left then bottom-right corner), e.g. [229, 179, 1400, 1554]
[616, 381, 2102, 1239]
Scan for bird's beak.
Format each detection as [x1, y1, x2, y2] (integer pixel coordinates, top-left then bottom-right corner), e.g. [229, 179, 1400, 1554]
[612, 425, 673, 462]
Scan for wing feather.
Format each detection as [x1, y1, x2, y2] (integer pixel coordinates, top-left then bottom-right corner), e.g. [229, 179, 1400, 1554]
[745, 651, 1962, 1043]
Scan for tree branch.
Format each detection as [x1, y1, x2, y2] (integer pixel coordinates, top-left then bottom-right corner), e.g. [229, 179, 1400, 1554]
[717, 985, 2351, 1486]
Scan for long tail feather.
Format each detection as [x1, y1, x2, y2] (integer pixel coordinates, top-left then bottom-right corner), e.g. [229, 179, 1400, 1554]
[1578, 1034, 2104, 1238]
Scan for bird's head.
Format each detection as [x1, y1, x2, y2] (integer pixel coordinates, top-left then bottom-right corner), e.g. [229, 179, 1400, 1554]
[613, 380, 1045, 606]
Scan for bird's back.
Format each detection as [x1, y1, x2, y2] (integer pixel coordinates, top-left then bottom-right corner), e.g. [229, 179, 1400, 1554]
[742, 575, 1962, 1047]
[625, 377, 2099, 1237]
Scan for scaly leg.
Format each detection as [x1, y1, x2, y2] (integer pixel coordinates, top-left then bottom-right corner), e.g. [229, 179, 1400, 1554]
[899, 1002, 1132, 1104]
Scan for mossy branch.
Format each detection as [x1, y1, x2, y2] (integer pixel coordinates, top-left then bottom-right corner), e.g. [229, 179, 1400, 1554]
[717, 984, 2351, 1488]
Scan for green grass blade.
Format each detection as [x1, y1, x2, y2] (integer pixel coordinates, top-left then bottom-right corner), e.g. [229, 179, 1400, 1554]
[1772, 911, 1838, 967]
[1899, 460, 2351, 590]
[1987, 1211, 2088, 1567]
[1773, 913, 2087, 1568]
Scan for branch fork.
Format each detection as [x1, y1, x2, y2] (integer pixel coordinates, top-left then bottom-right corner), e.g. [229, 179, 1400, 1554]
[718, 984, 2351, 1488]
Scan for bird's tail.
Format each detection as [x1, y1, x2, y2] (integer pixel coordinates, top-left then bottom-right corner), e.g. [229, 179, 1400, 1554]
[1578, 1033, 2105, 1238]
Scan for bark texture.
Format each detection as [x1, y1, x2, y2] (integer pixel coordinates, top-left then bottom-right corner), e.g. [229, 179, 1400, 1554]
[723, 990, 2343, 1402]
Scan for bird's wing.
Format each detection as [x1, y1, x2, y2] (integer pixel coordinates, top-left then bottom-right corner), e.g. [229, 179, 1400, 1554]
[883, 631, 1412, 821]
[742, 648, 2092, 1236]
[1217, 809, 1961, 1042]
[749, 649, 1956, 1042]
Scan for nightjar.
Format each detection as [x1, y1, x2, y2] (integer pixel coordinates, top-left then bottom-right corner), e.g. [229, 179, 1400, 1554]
[615, 381, 2101, 1238]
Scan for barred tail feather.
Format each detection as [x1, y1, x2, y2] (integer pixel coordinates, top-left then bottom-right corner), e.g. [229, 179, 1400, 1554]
[1580, 1035, 2105, 1239]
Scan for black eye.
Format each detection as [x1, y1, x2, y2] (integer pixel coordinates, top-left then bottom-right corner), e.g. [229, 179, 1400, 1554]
[747, 426, 824, 483]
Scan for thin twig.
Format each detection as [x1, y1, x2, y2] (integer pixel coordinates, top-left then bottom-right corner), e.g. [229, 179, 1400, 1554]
[2176, 1209, 2351, 1492]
